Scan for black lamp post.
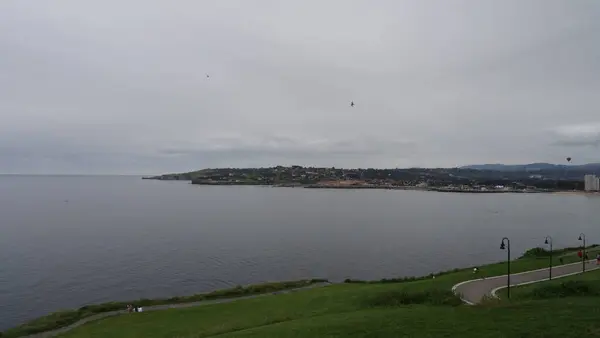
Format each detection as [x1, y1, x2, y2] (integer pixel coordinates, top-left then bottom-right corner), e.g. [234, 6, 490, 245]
[545, 236, 553, 280]
[500, 237, 511, 299]
[579, 233, 586, 272]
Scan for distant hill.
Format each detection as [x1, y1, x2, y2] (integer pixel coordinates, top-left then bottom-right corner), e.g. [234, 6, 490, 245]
[461, 163, 600, 172]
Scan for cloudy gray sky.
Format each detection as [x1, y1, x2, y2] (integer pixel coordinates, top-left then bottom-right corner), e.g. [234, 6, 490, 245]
[1, 0, 599, 174]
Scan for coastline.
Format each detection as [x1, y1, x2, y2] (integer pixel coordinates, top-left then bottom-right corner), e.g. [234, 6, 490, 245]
[6, 244, 598, 337]
[303, 184, 424, 190]
[142, 178, 590, 194]
[551, 190, 600, 196]
[426, 187, 545, 194]
[187, 180, 552, 193]
[2, 280, 328, 338]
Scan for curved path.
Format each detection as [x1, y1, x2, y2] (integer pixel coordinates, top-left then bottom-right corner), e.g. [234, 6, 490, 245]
[452, 260, 599, 305]
[20, 282, 331, 338]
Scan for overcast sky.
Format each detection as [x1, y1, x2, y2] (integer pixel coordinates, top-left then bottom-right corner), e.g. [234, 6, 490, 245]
[1, 0, 599, 174]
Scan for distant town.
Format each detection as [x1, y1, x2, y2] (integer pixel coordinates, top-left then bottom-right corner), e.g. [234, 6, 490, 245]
[144, 163, 600, 193]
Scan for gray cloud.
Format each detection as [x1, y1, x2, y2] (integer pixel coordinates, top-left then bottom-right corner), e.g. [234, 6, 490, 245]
[1, 0, 600, 174]
[159, 135, 416, 157]
[550, 124, 600, 147]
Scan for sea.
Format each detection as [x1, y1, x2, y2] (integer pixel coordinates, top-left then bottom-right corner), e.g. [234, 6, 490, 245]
[1, 175, 599, 330]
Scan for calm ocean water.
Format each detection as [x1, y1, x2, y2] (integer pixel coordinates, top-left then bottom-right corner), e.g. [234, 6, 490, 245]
[1, 175, 599, 329]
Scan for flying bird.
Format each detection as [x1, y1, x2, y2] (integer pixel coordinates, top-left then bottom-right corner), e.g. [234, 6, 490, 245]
[206, 74, 210, 78]
[350, 101, 355, 107]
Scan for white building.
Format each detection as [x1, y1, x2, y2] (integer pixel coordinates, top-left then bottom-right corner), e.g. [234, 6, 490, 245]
[584, 174, 600, 191]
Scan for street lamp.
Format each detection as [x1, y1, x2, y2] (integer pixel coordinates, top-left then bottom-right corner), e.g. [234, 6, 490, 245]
[500, 237, 511, 299]
[579, 233, 586, 272]
[545, 236, 553, 280]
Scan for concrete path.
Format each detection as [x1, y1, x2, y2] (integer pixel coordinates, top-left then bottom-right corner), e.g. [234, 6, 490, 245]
[20, 282, 331, 338]
[452, 260, 599, 305]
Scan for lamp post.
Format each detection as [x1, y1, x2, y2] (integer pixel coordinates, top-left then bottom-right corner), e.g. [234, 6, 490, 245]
[545, 236, 553, 280]
[500, 237, 511, 299]
[579, 233, 586, 272]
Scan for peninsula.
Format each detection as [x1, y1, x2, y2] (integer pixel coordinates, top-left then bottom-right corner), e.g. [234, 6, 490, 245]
[142, 164, 597, 192]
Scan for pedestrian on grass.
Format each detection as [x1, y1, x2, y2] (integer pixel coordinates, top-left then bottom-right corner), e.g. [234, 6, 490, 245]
[578, 250, 583, 259]
[596, 253, 600, 265]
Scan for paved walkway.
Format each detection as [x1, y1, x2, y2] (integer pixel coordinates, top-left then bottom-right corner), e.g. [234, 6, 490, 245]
[21, 282, 331, 338]
[452, 260, 599, 305]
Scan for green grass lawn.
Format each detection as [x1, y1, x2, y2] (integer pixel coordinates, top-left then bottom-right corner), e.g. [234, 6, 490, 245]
[5, 246, 598, 338]
[499, 266, 600, 300]
[55, 250, 600, 338]
[58, 283, 600, 338]
[217, 300, 600, 338]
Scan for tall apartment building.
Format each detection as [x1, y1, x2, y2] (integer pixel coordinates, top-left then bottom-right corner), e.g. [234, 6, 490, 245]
[584, 174, 600, 191]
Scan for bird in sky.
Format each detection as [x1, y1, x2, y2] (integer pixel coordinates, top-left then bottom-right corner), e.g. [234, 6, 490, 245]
[350, 101, 355, 107]
[206, 74, 210, 78]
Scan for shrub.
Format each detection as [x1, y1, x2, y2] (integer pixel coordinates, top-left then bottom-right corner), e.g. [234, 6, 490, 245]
[530, 281, 600, 299]
[1, 310, 83, 337]
[344, 279, 368, 283]
[519, 244, 599, 259]
[310, 278, 329, 283]
[520, 247, 551, 258]
[365, 289, 462, 307]
[343, 268, 466, 285]
[80, 301, 128, 314]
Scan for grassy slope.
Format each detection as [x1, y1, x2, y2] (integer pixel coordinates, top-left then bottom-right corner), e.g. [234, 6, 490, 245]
[219, 300, 600, 338]
[1, 280, 325, 338]
[59, 283, 600, 338]
[499, 266, 600, 300]
[6, 248, 577, 337]
[58, 250, 600, 338]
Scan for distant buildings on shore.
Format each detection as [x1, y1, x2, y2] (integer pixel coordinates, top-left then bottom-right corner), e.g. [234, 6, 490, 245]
[584, 174, 600, 191]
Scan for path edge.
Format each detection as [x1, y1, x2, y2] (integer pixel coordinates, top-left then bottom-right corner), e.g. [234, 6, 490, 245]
[451, 260, 595, 305]
[490, 265, 600, 299]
